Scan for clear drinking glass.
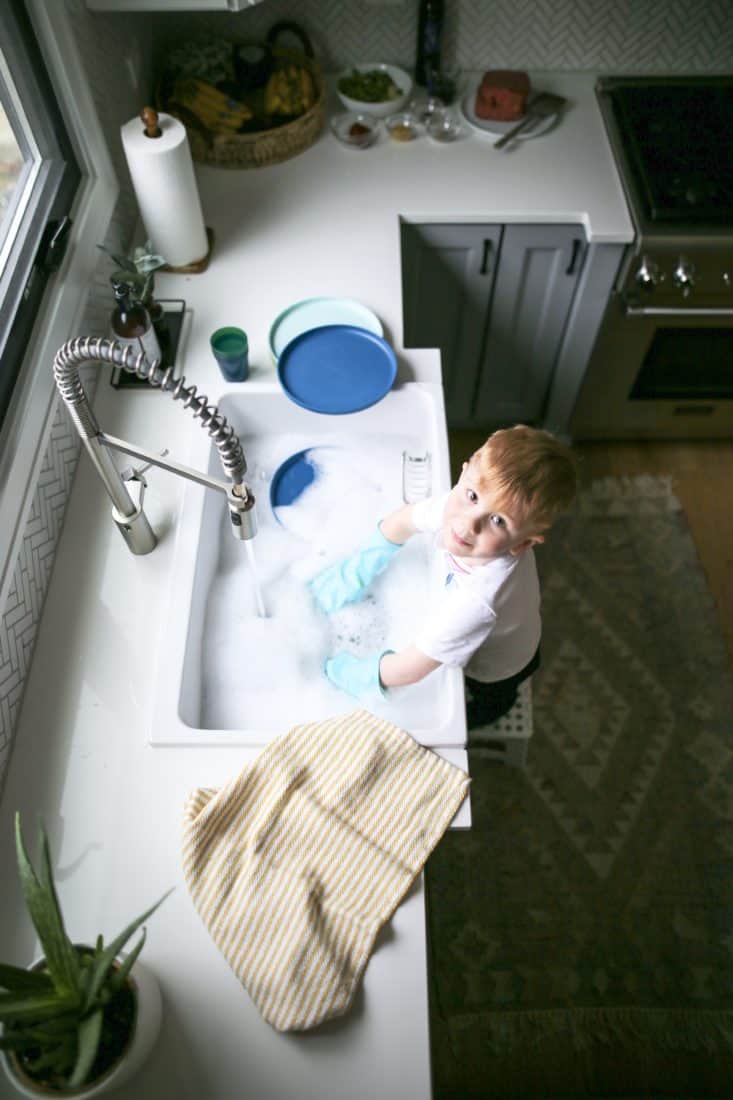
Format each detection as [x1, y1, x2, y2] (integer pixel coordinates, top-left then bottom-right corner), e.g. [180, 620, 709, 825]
[402, 451, 432, 503]
[426, 64, 462, 106]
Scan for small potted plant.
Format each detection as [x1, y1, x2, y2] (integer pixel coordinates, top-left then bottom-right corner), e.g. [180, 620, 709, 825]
[98, 240, 170, 352]
[0, 814, 170, 1097]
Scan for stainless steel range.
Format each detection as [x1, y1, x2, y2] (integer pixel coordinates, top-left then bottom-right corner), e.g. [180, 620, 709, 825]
[571, 75, 733, 439]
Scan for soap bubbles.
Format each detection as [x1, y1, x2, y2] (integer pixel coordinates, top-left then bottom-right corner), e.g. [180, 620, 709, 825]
[200, 431, 449, 732]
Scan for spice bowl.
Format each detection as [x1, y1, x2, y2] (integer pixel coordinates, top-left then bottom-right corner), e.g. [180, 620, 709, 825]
[386, 112, 422, 143]
[426, 108, 463, 143]
[331, 112, 381, 149]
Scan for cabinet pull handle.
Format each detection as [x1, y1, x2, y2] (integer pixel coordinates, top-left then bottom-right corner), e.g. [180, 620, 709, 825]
[566, 238, 582, 275]
[480, 239, 491, 275]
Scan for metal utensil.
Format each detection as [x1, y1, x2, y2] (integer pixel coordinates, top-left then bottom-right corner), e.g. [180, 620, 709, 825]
[493, 92, 567, 149]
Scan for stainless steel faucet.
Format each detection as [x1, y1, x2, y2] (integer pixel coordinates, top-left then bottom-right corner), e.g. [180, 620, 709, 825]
[53, 336, 257, 555]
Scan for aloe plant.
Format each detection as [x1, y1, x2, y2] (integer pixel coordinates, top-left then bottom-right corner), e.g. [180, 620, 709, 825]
[0, 814, 169, 1091]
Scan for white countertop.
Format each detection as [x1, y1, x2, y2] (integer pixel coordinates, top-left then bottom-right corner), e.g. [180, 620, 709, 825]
[0, 70, 631, 1099]
[0, 377, 444, 1100]
[156, 71, 632, 394]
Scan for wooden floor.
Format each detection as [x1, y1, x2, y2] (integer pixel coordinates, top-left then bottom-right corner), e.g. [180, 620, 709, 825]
[449, 432, 733, 662]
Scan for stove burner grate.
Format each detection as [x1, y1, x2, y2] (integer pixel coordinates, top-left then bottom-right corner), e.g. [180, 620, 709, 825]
[609, 81, 733, 224]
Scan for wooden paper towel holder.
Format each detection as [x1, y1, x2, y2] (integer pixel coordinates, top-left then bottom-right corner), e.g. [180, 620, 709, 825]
[140, 106, 214, 275]
[160, 226, 214, 275]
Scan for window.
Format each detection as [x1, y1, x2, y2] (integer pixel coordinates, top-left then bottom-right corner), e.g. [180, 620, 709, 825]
[0, 0, 80, 430]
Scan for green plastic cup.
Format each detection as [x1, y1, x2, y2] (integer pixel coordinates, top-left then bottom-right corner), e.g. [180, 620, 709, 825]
[211, 326, 249, 382]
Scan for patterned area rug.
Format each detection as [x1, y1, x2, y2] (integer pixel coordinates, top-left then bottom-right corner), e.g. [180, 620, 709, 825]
[425, 476, 733, 1099]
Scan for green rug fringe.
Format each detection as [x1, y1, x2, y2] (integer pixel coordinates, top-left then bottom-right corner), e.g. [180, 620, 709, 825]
[446, 1007, 733, 1058]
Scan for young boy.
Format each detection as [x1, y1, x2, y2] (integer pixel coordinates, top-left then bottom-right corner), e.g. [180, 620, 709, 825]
[310, 425, 577, 728]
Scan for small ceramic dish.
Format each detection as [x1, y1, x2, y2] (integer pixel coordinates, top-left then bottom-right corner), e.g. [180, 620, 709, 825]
[427, 109, 463, 143]
[385, 112, 421, 142]
[330, 112, 380, 149]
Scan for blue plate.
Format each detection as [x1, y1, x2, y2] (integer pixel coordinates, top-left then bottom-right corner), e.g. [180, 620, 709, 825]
[270, 446, 344, 526]
[277, 324, 397, 414]
[270, 449, 318, 515]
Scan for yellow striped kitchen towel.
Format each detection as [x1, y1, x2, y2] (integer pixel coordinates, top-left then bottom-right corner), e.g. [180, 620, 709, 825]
[182, 709, 469, 1032]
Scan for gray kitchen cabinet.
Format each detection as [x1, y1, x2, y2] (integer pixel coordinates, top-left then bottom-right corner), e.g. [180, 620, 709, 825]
[401, 224, 503, 426]
[401, 222, 585, 429]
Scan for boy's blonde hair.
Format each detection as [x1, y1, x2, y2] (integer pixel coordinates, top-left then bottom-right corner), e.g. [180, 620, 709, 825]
[469, 425, 577, 531]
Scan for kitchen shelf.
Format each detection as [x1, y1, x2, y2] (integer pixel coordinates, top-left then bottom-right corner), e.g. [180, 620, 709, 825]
[85, 0, 263, 11]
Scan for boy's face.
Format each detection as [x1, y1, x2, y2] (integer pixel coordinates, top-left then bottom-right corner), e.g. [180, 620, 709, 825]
[441, 462, 544, 563]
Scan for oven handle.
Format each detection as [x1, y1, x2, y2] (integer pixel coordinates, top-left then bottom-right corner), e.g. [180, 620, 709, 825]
[623, 303, 733, 318]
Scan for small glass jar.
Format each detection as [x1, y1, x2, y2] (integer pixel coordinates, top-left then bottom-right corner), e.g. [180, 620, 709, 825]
[426, 108, 462, 143]
[330, 112, 380, 149]
[386, 112, 421, 142]
[416, 95, 445, 124]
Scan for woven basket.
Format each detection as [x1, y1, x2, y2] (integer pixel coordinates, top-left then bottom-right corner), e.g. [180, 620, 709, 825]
[160, 38, 325, 170]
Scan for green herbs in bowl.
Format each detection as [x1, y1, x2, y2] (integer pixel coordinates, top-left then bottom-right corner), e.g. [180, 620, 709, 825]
[339, 69, 401, 102]
[336, 62, 412, 118]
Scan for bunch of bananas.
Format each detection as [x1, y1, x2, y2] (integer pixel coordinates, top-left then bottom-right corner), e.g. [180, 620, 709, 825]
[264, 64, 315, 118]
[172, 78, 253, 133]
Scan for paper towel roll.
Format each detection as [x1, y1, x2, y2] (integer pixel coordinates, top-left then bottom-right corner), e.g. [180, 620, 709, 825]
[121, 111, 208, 269]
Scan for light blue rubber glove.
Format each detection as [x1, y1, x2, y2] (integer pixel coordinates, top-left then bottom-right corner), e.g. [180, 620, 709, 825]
[309, 524, 402, 614]
[325, 650, 394, 704]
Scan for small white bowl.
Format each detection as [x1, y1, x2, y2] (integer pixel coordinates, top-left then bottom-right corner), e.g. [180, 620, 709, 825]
[336, 63, 413, 118]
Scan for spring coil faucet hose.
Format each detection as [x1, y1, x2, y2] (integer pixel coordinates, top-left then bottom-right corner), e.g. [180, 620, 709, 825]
[53, 336, 248, 486]
[53, 336, 255, 555]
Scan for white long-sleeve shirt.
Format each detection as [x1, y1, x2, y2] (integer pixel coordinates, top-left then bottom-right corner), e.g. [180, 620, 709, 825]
[411, 493, 541, 683]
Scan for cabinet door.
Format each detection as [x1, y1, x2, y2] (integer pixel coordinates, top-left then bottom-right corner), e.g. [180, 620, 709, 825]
[401, 223, 502, 427]
[474, 224, 585, 425]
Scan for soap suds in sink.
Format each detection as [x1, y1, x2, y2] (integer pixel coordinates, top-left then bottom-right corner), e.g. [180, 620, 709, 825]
[200, 433, 449, 732]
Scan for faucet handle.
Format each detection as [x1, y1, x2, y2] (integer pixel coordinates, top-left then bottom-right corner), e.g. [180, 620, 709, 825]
[110, 466, 155, 551]
[121, 448, 170, 483]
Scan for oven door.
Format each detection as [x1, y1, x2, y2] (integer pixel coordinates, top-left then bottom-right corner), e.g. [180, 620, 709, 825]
[571, 292, 733, 439]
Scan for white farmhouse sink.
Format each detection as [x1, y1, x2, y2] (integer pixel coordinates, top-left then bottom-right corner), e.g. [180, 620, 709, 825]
[150, 382, 466, 748]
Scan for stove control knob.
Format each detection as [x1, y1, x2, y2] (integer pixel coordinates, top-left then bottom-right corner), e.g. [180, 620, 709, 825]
[672, 257, 696, 294]
[635, 256, 660, 289]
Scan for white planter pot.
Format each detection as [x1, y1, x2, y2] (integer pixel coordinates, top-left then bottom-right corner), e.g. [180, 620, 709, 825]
[2, 956, 162, 1098]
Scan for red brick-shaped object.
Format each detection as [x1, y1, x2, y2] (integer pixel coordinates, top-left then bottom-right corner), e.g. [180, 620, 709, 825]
[475, 70, 530, 121]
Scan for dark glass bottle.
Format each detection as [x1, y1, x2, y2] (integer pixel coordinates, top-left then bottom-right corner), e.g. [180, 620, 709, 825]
[415, 0, 444, 87]
[110, 279, 161, 366]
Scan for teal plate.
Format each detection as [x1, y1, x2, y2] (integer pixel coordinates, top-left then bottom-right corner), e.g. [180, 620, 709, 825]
[269, 296, 383, 362]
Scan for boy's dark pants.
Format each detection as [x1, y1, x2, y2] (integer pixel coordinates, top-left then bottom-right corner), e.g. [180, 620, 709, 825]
[464, 647, 540, 730]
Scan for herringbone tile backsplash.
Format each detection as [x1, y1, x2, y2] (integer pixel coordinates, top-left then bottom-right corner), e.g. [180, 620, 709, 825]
[0, 0, 147, 796]
[153, 0, 733, 74]
[0, 409, 80, 775]
[2, 0, 732, 798]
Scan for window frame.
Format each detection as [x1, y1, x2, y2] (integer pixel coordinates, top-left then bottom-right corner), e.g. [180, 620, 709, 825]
[0, 0, 81, 429]
[0, 48, 40, 279]
[0, 0, 118, 612]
